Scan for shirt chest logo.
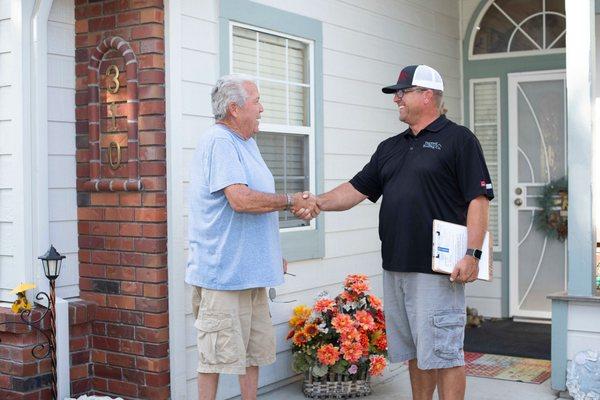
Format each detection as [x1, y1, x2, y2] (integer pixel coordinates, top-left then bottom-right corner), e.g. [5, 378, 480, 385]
[423, 141, 442, 151]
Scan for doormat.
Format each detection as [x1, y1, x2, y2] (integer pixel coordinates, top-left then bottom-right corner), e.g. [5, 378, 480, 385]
[465, 319, 551, 360]
[465, 352, 551, 384]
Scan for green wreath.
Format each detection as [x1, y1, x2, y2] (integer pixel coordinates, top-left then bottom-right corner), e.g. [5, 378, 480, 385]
[535, 177, 568, 242]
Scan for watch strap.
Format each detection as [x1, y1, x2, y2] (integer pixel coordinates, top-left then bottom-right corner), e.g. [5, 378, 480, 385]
[466, 248, 482, 260]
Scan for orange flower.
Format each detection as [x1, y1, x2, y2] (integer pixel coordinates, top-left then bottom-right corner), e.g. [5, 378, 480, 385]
[344, 274, 368, 288]
[286, 329, 295, 340]
[339, 291, 358, 302]
[289, 315, 306, 328]
[369, 355, 386, 376]
[341, 341, 363, 363]
[303, 323, 319, 338]
[292, 331, 308, 346]
[350, 281, 370, 295]
[331, 314, 354, 334]
[314, 298, 337, 313]
[355, 310, 376, 331]
[341, 327, 361, 342]
[317, 344, 340, 366]
[368, 295, 383, 311]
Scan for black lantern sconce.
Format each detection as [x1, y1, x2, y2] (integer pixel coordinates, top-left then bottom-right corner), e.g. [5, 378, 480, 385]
[39, 245, 65, 281]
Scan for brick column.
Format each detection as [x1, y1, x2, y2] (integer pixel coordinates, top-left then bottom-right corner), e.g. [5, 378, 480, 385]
[75, 1, 169, 399]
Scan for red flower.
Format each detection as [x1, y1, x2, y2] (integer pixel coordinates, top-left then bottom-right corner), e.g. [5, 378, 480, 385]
[375, 333, 387, 351]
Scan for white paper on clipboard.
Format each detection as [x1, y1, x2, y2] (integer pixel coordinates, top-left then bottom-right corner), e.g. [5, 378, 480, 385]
[431, 219, 492, 281]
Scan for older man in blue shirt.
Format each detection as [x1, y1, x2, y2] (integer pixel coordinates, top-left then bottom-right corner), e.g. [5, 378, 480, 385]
[186, 74, 318, 400]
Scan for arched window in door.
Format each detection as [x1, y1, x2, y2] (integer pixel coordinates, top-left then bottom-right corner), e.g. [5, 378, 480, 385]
[470, 0, 565, 59]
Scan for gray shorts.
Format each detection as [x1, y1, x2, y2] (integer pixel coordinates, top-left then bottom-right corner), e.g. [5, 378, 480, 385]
[383, 270, 466, 370]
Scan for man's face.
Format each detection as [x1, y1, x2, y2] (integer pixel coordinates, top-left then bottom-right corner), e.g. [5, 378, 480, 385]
[235, 82, 263, 137]
[393, 87, 426, 125]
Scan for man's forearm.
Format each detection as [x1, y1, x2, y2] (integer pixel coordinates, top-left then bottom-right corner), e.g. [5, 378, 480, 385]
[225, 184, 288, 213]
[317, 182, 367, 211]
[466, 195, 489, 249]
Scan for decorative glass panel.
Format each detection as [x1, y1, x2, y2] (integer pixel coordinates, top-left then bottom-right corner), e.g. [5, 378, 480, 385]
[472, 0, 565, 56]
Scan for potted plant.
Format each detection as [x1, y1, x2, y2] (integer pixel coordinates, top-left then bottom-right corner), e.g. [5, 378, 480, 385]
[287, 274, 387, 398]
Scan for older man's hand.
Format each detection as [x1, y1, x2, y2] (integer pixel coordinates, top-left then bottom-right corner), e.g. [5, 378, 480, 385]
[291, 191, 320, 220]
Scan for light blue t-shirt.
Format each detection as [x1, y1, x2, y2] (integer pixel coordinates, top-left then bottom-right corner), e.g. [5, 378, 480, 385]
[185, 123, 284, 290]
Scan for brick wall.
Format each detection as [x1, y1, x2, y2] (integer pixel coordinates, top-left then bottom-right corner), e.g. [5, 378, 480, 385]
[75, 1, 169, 399]
[0, 300, 96, 400]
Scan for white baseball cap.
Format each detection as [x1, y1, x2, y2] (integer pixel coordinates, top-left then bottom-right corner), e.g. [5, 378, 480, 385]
[382, 65, 444, 93]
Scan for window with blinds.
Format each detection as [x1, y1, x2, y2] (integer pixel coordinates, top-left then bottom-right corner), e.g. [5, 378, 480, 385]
[231, 23, 314, 230]
[471, 79, 501, 250]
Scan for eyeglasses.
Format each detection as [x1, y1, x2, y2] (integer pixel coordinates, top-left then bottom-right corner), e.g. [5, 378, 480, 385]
[394, 87, 425, 99]
[268, 271, 297, 303]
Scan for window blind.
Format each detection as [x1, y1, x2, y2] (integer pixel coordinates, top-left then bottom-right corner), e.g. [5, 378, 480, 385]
[473, 81, 500, 247]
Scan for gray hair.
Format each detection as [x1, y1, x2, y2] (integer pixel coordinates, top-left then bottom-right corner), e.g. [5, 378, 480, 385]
[211, 74, 254, 120]
[432, 89, 444, 110]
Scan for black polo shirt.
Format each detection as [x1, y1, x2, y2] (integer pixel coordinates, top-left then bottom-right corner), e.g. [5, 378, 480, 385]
[349, 115, 494, 274]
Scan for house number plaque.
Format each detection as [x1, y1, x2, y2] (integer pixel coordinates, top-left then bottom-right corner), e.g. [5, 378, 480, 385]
[84, 35, 142, 192]
[105, 64, 121, 170]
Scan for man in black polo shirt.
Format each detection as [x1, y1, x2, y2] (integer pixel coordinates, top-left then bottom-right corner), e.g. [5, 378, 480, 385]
[310, 65, 494, 400]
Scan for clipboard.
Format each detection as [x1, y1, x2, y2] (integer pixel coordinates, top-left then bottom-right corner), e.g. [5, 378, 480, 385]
[431, 219, 493, 281]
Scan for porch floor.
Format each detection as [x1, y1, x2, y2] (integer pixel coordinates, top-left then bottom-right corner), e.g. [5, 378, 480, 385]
[256, 363, 562, 400]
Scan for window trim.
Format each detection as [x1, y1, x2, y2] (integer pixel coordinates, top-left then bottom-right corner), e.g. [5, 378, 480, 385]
[469, 77, 502, 251]
[220, 0, 324, 260]
[468, 0, 566, 61]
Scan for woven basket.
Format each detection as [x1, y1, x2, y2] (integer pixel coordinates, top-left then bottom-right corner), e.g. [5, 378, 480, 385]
[302, 370, 371, 398]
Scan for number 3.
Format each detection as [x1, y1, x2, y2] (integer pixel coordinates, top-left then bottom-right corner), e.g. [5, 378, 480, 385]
[106, 65, 120, 94]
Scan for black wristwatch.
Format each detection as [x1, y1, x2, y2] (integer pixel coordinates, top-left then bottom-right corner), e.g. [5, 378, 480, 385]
[466, 248, 482, 260]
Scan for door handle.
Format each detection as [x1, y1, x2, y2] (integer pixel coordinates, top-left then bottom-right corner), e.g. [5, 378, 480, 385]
[514, 198, 523, 206]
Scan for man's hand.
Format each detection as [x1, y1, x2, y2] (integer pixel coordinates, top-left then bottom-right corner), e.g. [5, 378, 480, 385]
[450, 256, 479, 283]
[291, 191, 320, 220]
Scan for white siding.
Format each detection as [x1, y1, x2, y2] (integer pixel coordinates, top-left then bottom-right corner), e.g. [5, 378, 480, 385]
[48, 0, 77, 298]
[0, 2, 14, 300]
[567, 302, 600, 360]
[168, 0, 461, 397]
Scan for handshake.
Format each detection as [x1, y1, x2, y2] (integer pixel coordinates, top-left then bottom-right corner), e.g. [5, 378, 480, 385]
[289, 191, 321, 221]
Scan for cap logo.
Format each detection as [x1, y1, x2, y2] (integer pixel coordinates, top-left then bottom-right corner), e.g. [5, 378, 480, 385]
[398, 70, 409, 82]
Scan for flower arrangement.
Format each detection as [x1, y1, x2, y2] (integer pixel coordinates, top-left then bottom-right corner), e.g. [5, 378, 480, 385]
[287, 274, 387, 379]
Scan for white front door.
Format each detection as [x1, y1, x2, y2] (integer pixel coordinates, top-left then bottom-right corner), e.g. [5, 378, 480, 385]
[508, 70, 567, 320]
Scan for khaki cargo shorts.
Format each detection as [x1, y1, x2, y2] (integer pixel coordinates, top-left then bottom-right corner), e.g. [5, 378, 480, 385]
[192, 286, 276, 375]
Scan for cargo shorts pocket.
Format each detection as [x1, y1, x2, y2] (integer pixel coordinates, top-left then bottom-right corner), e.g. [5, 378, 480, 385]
[195, 312, 240, 365]
[432, 310, 466, 360]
